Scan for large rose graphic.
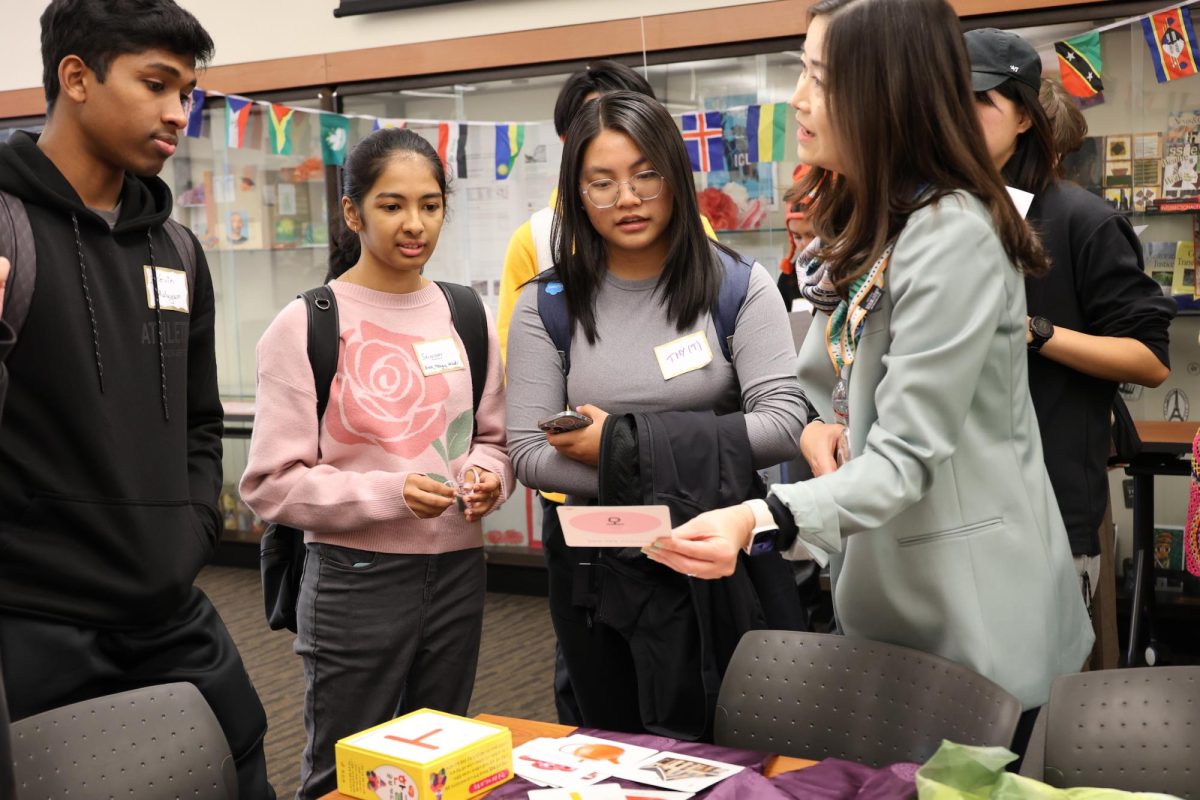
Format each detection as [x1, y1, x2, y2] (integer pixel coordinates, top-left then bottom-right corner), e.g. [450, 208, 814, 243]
[326, 320, 451, 458]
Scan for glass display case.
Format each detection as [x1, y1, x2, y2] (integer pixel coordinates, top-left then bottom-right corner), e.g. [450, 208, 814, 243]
[10, 10, 1196, 577]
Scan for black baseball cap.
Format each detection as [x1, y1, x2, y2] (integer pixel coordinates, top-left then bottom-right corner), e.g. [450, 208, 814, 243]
[965, 28, 1041, 93]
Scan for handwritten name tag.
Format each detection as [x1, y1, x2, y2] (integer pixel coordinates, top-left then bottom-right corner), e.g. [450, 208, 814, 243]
[412, 338, 465, 376]
[143, 266, 189, 313]
[654, 331, 712, 380]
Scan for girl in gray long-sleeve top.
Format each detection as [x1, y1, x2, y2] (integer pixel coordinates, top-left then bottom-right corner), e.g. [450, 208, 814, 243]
[505, 91, 809, 739]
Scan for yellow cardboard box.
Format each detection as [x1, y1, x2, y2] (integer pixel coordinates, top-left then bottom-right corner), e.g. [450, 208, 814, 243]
[335, 709, 513, 800]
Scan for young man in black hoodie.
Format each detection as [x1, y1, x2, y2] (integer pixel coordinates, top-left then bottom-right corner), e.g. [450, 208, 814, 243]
[0, 3, 273, 797]
[0, 254, 12, 800]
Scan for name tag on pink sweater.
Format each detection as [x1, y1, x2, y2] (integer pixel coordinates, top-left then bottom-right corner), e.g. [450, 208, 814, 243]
[412, 338, 465, 376]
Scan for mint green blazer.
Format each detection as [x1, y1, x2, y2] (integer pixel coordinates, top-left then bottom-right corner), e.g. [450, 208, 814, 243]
[773, 192, 1093, 710]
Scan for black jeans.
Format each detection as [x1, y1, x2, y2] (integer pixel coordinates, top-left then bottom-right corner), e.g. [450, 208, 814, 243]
[0, 587, 274, 800]
[294, 544, 486, 800]
[540, 495, 582, 726]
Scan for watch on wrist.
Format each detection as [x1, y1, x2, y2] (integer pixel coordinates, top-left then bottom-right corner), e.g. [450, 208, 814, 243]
[1028, 316, 1054, 352]
[742, 499, 779, 556]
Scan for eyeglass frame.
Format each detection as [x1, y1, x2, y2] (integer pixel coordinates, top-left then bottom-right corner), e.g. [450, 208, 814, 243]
[580, 170, 668, 209]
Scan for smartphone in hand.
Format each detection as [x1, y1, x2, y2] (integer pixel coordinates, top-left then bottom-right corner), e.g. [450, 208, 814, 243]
[538, 410, 593, 434]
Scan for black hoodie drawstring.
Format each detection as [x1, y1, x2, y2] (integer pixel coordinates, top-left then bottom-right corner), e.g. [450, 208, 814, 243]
[146, 230, 170, 421]
[71, 213, 104, 394]
[70, 216, 170, 421]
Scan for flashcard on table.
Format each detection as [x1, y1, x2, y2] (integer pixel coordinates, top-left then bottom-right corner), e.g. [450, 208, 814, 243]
[552, 734, 660, 767]
[612, 752, 742, 793]
[619, 791, 694, 800]
[557, 505, 671, 548]
[527, 784, 625, 799]
[513, 740, 610, 788]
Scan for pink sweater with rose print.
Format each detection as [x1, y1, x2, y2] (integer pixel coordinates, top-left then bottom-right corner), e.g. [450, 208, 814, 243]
[240, 280, 512, 555]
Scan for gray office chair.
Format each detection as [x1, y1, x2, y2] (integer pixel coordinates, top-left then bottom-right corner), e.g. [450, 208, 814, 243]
[715, 630, 1022, 766]
[10, 682, 237, 800]
[1019, 666, 1199, 798]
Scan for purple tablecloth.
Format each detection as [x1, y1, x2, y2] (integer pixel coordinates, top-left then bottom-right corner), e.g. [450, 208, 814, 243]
[485, 726, 916, 799]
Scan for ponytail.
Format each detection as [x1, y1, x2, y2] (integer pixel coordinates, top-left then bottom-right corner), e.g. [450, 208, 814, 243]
[326, 222, 361, 281]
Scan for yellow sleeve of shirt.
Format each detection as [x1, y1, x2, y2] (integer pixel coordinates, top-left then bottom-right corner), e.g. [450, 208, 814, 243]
[497, 219, 538, 365]
[498, 219, 566, 505]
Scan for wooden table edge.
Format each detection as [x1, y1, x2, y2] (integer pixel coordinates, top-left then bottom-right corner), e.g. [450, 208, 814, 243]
[319, 713, 816, 798]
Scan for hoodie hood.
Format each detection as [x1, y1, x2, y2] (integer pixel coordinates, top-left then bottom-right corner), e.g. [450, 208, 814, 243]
[0, 130, 180, 420]
[0, 130, 173, 233]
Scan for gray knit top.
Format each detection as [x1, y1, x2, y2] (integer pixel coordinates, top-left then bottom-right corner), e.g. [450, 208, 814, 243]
[505, 263, 809, 499]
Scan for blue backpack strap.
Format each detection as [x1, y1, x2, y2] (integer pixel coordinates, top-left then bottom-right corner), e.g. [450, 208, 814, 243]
[713, 248, 752, 363]
[535, 271, 572, 375]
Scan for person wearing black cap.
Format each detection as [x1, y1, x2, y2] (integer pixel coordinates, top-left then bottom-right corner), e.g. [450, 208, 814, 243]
[966, 28, 1175, 646]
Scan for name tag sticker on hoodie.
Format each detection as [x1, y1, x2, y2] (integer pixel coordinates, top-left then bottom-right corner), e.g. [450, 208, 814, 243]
[144, 266, 189, 313]
[654, 331, 712, 380]
[412, 338, 465, 376]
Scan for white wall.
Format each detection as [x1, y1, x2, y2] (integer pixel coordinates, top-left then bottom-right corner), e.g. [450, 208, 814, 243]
[0, 0, 769, 94]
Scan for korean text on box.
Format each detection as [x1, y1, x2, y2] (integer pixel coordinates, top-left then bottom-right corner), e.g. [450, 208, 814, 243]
[335, 709, 513, 800]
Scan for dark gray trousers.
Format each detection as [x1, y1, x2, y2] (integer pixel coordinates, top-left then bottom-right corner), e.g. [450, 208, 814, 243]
[0, 588, 274, 799]
[294, 543, 486, 800]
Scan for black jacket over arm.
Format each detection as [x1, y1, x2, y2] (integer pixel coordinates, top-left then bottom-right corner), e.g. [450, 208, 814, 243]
[594, 410, 803, 740]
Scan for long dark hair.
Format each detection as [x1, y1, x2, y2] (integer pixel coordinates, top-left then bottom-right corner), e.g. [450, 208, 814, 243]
[553, 60, 655, 138]
[976, 78, 1058, 194]
[327, 127, 449, 280]
[801, 0, 1047, 292]
[550, 90, 731, 345]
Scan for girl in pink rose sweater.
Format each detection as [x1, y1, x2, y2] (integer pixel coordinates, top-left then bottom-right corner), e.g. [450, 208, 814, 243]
[239, 128, 512, 800]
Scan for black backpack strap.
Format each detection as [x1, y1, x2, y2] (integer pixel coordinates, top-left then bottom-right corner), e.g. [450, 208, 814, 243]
[162, 218, 197, 300]
[713, 248, 753, 363]
[535, 272, 572, 375]
[299, 286, 339, 421]
[0, 190, 37, 336]
[435, 281, 488, 431]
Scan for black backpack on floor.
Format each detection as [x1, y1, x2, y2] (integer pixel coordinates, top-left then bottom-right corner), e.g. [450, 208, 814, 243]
[260, 281, 488, 632]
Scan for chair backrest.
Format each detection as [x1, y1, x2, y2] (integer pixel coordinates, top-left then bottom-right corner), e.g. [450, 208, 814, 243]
[715, 630, 1022, 767]
[1020, 666, 1199, 798]
[10, 682, 237, 800]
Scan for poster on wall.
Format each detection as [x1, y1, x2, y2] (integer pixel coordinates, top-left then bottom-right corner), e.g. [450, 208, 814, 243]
[696, 96, 778, 232]
[1104, 134, 1133, 188]
[1163, 110, 1200, 198]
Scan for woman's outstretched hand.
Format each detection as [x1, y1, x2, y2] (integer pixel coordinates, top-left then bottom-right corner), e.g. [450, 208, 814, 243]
[642, 504, 755, 579]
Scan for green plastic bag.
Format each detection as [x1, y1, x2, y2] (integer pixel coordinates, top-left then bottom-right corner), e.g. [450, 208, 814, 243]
[915, 741, 1182, 800]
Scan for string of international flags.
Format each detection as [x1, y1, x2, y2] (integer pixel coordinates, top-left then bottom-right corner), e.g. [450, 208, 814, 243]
[187, 2, 1200, 176]
[184, 87, 792, 177]
[1048, 0, 1200, 101]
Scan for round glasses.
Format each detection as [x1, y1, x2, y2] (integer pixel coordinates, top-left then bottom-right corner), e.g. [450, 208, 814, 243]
[581, 170, 666, 209]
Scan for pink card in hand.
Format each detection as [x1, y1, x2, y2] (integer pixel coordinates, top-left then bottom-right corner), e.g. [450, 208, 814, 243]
[556, 505, 672, 548]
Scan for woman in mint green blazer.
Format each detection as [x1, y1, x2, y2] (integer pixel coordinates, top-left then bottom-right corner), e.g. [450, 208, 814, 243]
[647, 0, 1093, 712]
